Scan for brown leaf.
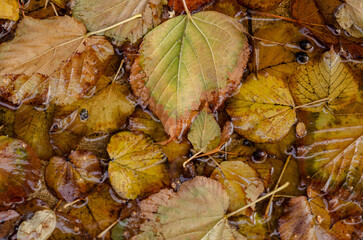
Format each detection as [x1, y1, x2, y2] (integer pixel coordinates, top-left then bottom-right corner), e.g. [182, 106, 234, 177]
[168, 0, 214, 14]
[49, 212, 91, 240]
[237, 0, 283, 11]
[0, 210, 20, 238]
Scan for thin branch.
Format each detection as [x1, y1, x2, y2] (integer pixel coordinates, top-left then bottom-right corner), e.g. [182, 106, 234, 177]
[183, 150, 203, 168]
[97, 219, 119, 239]
[295, 98, 330, 110]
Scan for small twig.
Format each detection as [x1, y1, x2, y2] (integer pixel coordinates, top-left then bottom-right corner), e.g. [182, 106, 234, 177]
[113, 59, 125, 83]
[63, 198, 84, 209]
[50, 2, 58, 16]
[274, 195, 296, 198]
[183, 150, 203, 168]
[264, 155, 291, 218]
[97, 219, 119, 239]
[53, 200, 62, 211]
[294, 98, 330, 110]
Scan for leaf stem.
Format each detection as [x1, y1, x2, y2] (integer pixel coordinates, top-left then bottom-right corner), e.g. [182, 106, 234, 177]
[183, 150, 203, 168]
[113, 59, 125, 83]
[182, 0, 192, 18]
[85, 14, 143, 37]
[264, 155, 291, 218]
[226, 182, 289, 218]
[97, 219, 119, 239]
[295, 98, 330, 109]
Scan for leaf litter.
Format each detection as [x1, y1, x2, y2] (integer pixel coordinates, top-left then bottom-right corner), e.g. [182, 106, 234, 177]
[0, 0, 362, 239]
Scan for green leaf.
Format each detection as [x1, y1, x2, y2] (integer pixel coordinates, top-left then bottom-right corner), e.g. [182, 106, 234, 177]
[188, 110, 221, 152]
[130, 11, 250, 139]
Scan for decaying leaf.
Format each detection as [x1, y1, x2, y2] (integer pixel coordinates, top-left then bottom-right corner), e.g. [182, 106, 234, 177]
[336, 0, 363, 38]
[168, 0, 213, 14]
[14, 105, 54, 160]
[0, 16, 114, 106]
[0, 106, 15, 137]
[132, 176, 245, 240]
[17, 210, 57, 240]
[50, 76, 135, 155]
[0, 0, 19, 21]
[188, 110, 221, 152]
[0, 209, 20, 238]
[211, 161, 264, 214]
[72, 0, 166, 44]
[298, 111, 363, 205]
[50, 212, 91, 240]
[290, 49, 359, 112]
[69, 184, 123, 239]
[130, 11, 250, 140]
[278, 196, 337, 240]
[237, 0, 283, 11]
[0, 136, 41, 205]
[226, 72, 296, 143]
[107, 131, 169, 199]
[45, 150, 102, 202]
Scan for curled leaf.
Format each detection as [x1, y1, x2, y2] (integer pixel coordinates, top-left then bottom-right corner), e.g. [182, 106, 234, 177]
[226, 72, 296, 143]
[130, 11, 250, 140]
[17, 210, 57, 240]
[107, 131, 169, 199]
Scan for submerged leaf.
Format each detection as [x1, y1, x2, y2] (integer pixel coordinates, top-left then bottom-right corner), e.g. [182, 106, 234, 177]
[132, 176, 245, 240]
[168, 0, 213, 14]
[130, 11, 250, 139]
[236, 0, 283, 11]
[17, 210, 57, 240]
[0, 209, 20, 238]
[0, 136, 41, 205]
[107, 131, 169, 199]
[188, 110, 221, 152]
[72, 0, 166, 44]
[226, 72, 296, 143]
[0, 16, 114, 106]
[290, 49, 359, 112]
[45, 150, 102, 202]
[336, 0, 363, 38]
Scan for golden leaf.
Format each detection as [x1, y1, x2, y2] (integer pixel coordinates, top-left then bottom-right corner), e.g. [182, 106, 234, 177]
[0, 0, 19, 21]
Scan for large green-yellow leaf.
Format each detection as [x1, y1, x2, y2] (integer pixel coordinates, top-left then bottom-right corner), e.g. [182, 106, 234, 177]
[130, 11, 250, 139]
[0, 16, 114, 106]
[290, 49, 359, 112]
[72, 0, 166, 44]
[298, 111, 363, 205]
[188, 110, 221, 152]
[226, 72, 296, 143]
[132, 176, 245, 240]
[107, 131, 169, 199]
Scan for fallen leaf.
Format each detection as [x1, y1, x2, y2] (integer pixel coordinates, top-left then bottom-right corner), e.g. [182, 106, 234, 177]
[17, 210, 57, 240]
[51, 0, 67, 8]
[0, 106, 15, 137]
[168, 0, 213, 14]
[0, 209, 20, 238]
[0, 0, 19, 21]
[72, 0, 166, 44]
[331, 218, 363, 240]
[336, 0, 363, 38]
[0, 16, 114, 106]
[50, 212, 91, 240]
[130, 11, 250, 140]
[107, 131, 170, 199]
[278, 196, 337, 240]
[50, 76, 135, 155]
[188, 109, 221, 152]
[45, 150, 102, 202]
[132, 176, 245, 240]
[236, 214, 271, 239]
[0, 136, 41, 205]
[14, 105, 54, 160]
[211, 161, 264, 215]
[290, 49, 359, 112]
[226, 72, 296, 143]
[237, 0, 283, 11]
[297, 111, 363, 205]
[69, 184, 123, 239]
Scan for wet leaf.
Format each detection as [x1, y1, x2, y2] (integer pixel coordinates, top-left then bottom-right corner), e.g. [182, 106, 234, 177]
[236, 0, 283, 11]
[226, 72, 296, 143]
[0, 209, 20, 238]
[50, 77, 135, 155]
[0, 136, 41, 205]
[188, 110, 221, 152]
[132, 176, 245, 240]
[69, 184, 123, 239]
[235, 214, 271, 239]
[130, 11, 250, 140]
[168, 0, 213, 14]
[45, 150, 102, 202]
[330, 218, 363, 240]
[107, 131, 170, 199]
[336, 0, 363, 38]
[278, 196, 337, 240]
[0, 0, 19, 21]
[290, 49, 359, 112]
[14, 105, 54, 160]
[50, 212, 91, 240]
[72, 0, 166, 44]
[0, 16, 114, 106]
[298, 111, 363, 205]
[0, 106, 15, 137]
[211, 161, 264, 215]
[17, 209, 57, 240]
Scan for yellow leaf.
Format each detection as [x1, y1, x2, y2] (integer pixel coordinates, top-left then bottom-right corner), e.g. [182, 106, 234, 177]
[0, 0, 19, 21]
[107, 132, 169, 199]
[290, 49, 359, 112]
[226, 72, 296, 143]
